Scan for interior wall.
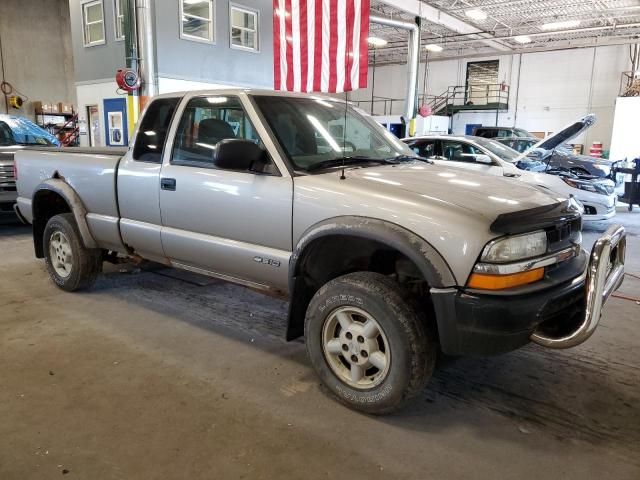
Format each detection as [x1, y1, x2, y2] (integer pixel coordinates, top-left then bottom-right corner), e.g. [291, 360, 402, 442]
[154, 0, 274, 88]
[68, 0, 125, 83]
[75, 80, 120, 147]
[0, 0, 75, 117]
[352, 44, 630, 150]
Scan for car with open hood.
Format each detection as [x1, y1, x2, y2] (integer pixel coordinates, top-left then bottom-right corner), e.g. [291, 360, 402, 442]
[520, 114, 618, 180]
[477, 115, 618, 181]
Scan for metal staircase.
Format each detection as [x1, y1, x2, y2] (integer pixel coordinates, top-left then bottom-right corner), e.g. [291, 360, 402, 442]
[418, 83, 510, 117]
[353, 83, 510, 119]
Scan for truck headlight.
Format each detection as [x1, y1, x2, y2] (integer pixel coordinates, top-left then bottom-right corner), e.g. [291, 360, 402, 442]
[480, 231, 547, 263]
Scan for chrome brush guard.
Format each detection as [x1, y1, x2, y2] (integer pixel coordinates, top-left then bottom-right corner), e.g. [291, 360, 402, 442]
[531, 224, 626, 349]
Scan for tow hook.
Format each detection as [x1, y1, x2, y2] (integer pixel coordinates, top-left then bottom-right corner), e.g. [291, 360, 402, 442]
[530, 224, 626, 349]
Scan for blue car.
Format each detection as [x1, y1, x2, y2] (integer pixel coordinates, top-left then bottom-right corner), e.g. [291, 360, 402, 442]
[1, 115, 60, 215]
[0, 115, 60, 147]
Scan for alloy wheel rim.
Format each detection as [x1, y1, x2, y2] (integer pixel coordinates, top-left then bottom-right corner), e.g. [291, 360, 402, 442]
[49, 231, 73, 278]
[321, 306, 391, 389]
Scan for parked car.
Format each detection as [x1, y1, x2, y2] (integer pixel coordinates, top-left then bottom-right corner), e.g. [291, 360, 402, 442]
[0, 115, 59, 215]
[15, 90, 626, 414]
[404, 134, 617, 221]
[494, 136, 538, 153]
[476, 115, 618, 181]
[472, 125, 535, 139]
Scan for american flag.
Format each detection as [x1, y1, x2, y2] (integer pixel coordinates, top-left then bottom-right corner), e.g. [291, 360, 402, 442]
[273, 0, 370, 93]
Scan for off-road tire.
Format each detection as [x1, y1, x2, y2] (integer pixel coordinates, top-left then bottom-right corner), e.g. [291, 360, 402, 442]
[43, 213, 102, 292]
[305, 272, 436, 414]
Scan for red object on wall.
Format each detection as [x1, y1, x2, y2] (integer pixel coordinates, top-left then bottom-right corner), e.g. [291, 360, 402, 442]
[273, 0, 370, 93]
[116, 69, 141, 92]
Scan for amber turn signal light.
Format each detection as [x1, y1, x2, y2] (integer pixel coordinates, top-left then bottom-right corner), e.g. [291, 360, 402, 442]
[467, 268, 544, 290]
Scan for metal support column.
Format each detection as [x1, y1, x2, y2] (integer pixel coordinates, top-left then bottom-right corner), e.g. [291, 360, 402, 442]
[136, 0, 158, 107]
[370, 15, 420, 122]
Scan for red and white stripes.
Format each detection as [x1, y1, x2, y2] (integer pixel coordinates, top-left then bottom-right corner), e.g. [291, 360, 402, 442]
[273, 0, 370, 93]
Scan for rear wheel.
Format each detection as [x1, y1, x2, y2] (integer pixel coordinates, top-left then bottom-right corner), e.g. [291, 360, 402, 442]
[43, 213, 102, 291]
[305, 272, 436, 414]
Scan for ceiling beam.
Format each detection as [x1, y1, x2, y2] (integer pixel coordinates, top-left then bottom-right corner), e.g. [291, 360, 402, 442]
[371, 35, 640, 66]
[382, 0, 512, 52]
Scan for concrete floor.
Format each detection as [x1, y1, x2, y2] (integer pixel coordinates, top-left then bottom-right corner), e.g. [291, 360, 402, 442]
[1, 208, 639, 479]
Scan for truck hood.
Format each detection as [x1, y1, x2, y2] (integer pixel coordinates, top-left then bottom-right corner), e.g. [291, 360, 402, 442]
[342, 162, 563, 220]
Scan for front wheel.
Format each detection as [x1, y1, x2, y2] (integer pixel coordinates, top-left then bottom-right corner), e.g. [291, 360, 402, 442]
[305, 272, 436, 414]
[43, 213, 102, 292]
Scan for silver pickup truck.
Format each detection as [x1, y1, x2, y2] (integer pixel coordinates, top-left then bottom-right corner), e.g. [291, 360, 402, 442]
[15, 90, 626, 414]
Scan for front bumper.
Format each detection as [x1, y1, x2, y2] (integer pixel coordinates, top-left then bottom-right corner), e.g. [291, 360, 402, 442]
[432, 225, 626, 355]
[581, 195, 616, 221]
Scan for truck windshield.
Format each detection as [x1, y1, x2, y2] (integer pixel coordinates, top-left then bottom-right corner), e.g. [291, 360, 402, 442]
[253, 95, 415, 172]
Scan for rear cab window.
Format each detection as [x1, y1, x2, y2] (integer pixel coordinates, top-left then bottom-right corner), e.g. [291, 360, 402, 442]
[133, 97, 180, 163]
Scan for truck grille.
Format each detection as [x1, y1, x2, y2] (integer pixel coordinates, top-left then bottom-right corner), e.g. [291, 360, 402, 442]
[0, 164, 16, 191]
[547, 217, 582, 252]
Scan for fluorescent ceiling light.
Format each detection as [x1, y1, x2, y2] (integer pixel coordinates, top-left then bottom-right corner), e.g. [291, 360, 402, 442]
[425, 44, 443, 52]
[465, 9, 487, 21]
[184, 0, 205, 4]
[513, 35, 532, 44]
[540, 20, 581, 30]
[367, 36, 388, 47]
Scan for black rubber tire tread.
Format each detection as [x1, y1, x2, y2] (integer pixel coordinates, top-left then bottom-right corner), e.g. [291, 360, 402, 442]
[43, 213, 102, 292]
[305, 271, 436, 415]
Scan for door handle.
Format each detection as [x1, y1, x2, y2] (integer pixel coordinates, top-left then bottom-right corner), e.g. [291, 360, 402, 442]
[161, 178, 176, 191]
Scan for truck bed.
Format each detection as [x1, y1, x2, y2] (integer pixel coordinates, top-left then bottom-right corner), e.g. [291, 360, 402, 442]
[15, 148, 125, 250]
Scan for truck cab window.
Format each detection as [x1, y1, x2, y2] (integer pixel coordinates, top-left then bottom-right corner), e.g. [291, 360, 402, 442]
[133, 98, 179, 163]
[171, 96, 268, 170]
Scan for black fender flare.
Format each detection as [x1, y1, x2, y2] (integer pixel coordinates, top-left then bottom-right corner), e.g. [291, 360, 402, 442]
[286, 216, 456, 340]
[32, 179, 98, 255]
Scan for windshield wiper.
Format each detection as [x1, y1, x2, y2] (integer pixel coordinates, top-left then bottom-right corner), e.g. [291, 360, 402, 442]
[387, 154, 432, 164]
[306, 156, 392, 172]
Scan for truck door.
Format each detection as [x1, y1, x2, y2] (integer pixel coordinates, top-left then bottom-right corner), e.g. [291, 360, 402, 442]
[117, 97, 180, 263]
[158, 94, 293, 291]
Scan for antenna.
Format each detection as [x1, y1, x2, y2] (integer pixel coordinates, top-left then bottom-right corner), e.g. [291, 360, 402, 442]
[340, 91, 348, 180]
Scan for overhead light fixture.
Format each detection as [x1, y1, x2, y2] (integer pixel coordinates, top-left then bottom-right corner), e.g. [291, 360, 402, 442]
[540, 20, 581, 31]
[425, 44, 443, 52]
[513, 35, 532, 44]
[465, 9, 487, 21]
[367, 36, 388, 47]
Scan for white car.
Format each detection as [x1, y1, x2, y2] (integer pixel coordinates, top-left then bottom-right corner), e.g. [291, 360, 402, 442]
[403, 135, 616, 221]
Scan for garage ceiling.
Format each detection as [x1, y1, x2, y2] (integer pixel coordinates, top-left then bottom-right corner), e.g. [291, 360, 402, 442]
[369, 0, 640, 64]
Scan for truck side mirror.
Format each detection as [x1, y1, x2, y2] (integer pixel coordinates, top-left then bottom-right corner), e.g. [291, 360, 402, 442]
[213, 139, 267, 171]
